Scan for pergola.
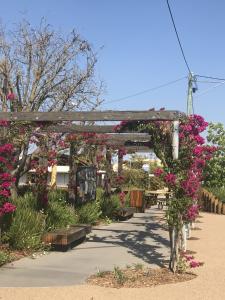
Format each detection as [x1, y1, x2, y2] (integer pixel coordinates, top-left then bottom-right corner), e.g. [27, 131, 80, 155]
[0, 110, 181, 203]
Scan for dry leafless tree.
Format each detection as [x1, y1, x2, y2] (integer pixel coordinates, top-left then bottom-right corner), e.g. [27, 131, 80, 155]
[0, 20, 104, 191]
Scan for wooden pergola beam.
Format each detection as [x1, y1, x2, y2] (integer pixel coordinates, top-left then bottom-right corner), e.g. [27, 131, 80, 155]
[125, 146, 151, 153]
[46, 125, 117, 133]
[89, 133, 151, 142]
[103, 140, 152, 147]
[0, 110, 181, 121]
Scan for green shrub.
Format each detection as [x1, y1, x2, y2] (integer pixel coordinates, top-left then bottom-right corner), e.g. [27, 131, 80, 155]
[113, 266, 127, 285]
[6, 207, 46, 250]
[148, 176, 165, 190]
[45, 200, 78, 231]
[97, 189, 120, 218]
[208, 187, 225, 203]
[13, 193, 38, 211]
[47, 189, 68, 203]
[77, 201, 102, 224]
[0, 251, 13, 266]
[121, 169, 149, 189]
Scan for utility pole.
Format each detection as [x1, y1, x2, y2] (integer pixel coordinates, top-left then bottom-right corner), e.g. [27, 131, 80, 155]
[187, 72, 193, 116]
[187, 72, 198, 116]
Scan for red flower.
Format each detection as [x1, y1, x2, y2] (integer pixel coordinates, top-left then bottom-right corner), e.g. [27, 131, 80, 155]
[164, 173, 176, 185]
[2, 202, 16, 213]
[7, 93, 16, 101]
[154, 168, 164, 177]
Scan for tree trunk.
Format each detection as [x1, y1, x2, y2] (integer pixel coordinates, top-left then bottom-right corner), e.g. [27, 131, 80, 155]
[118, 154, 123, 177]
[104, 147, 112, 196]
[68, 142, 77, 205]
[36, 146, 49, 209]
[10, 182, 18, 200]
[169, 225, 180, 272]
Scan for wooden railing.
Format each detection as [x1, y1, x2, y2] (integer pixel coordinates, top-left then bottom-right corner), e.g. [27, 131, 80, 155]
[200, 188, 225, 214]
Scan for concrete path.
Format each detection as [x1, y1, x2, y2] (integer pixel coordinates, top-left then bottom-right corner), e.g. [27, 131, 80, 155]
[0, 211, 225, 300]
[0, 207, 169, 287]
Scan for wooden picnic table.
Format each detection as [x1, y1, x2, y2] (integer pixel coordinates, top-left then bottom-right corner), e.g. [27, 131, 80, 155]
[145, 190, 171, 209]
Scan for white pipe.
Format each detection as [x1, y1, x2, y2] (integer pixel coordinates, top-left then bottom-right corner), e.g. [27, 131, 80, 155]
[172, 121, 179, 160]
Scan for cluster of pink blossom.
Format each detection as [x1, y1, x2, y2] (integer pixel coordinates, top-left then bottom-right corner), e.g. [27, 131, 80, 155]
[0, 202, 16, 216]
[7, 92, 16, 101]
[118, 147, 127, 158]
[154, 168, 177, 186]
[184, 204, 200, 221]
[0, 143, 14, 153]
[164, 173, 176, 185]
[113, 121, 129, 132]
[181, 253, 204, 269]
[153, 168, 164, 177]
[178, 115, 217, 221]
[0, 121, 9, 127]
[153, 114, 217, 221]
[0, 122, 16, 217]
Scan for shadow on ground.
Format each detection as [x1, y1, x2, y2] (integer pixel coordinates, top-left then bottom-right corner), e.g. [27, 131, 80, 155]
[87, 209, 170, 267]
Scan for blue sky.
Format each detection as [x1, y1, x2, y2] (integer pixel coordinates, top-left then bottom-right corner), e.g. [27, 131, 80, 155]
[1, 0, 225, 125]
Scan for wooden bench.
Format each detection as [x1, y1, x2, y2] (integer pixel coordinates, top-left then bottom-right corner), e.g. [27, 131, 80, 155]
[42, 224, 91, 251]
[70, 224, 92, 234]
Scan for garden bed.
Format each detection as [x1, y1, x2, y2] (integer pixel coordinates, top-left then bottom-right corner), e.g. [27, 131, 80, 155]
[87, 266, 196, 288]
[0, 245, 31, 267]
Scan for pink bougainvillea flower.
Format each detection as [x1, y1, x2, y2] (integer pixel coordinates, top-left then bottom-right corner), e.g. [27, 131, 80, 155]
[7, 92, 16, 101]
[193, 146, 204, 156]
[154, 168, 164, 177]
[194, 135, 205, 145]
[190, 260, 200, 268]
[2, 202, 16, 213]
[0, 181, 12, 189]
[164, 173, 176, 185]
[0, 189, 11, 197]
[0, 143, 14, 154]
[0, 120, 9, 127]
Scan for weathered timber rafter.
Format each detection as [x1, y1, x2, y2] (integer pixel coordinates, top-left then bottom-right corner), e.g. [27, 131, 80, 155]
[88, 133, 151, 142]
[0, 110, 181, 121]
[46, 125, 117, 133]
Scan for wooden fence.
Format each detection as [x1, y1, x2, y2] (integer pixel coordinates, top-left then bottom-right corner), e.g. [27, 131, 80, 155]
[200, 188, 225, 215]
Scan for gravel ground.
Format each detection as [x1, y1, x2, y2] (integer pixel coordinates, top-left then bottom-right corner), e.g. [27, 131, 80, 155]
[0, 212, 225, 299]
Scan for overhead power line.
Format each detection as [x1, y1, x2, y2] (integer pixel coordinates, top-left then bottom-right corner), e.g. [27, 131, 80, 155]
[195, 75, 225, 81]
[195, 80, 225, 98]
[103, 76, 187, 105]
[196, 80, 224, 84]
[166, 0, 191, 73]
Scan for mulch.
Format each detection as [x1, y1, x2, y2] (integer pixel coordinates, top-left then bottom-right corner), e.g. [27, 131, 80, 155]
[87, 266, 197, 288]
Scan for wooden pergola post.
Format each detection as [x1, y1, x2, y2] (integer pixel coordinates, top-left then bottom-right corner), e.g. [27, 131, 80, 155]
[117, 151, 123, 177]
[104, 146, 112, 196]
[68, 142, 78, 205]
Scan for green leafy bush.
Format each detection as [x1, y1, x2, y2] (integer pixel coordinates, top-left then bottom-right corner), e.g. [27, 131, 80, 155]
[6, 207, 46, 250]
[208, 187, 225, 203]
[14, 193, 38, 211]
[45, 189, 78, 230]
[97, 189, 120, 218]
[77, 200, 102, 224]
[121, 169, 149, 189]
[0, 251, 13, 266]
[148, 176, 165, 190]
[45, 200, 78, 231]
[204, 123, 225, 188]
[47, 189, 68, 203]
